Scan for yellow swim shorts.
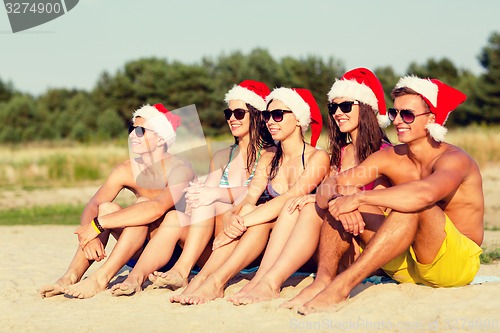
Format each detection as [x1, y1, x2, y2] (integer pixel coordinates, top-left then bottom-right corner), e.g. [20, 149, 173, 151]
[382, 214, 482, 287]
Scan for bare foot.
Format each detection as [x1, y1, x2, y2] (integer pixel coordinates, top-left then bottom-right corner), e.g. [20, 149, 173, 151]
[233, 280, 280, 305]
[298, 282, 349, 315]
[149, 269, 187, 290]
[227, 276, 261, 303]
[63, 276, 108, 299]
[181, 276, 224, 305]
[280, 278, 328, 310]
[110, 279, 141, 297]
[40, 275, 77, 298]
[170, 274, 206, 303]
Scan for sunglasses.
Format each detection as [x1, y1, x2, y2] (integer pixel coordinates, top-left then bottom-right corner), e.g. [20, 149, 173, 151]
[387, 108, 432, 124]
[262, 109, 294, 122]
[224, 108, 248, 120]
[327, 101, 360, 115]
[128, 125, 148, 137]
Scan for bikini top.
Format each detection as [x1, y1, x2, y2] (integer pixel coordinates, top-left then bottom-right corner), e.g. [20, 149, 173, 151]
[263, 141, 307, 200]
[219, 144, 262, 188]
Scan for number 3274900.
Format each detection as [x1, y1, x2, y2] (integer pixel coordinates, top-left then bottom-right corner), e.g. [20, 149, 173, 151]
[5, 2, 62, 14]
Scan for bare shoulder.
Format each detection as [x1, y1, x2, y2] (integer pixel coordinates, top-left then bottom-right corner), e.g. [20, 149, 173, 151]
[108, 159, 133, 179]
[306, 146, 330, 165]
[434, 143, 478, 170]
[211, 146, 232, 169]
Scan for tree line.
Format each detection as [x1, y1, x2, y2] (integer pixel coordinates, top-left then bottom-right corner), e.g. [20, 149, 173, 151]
[0, 32, 499, 143]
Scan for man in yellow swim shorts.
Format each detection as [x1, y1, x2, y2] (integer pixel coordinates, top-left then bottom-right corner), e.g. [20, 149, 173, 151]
[291, 75, 484, 314]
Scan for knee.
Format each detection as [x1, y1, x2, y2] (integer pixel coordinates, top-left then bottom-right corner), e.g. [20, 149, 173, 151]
[98, 202, 122, 216]
[159, 210, 181, 228]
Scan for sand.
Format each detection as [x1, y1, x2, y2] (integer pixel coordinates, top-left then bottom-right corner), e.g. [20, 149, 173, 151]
[0, 225, 499, 333]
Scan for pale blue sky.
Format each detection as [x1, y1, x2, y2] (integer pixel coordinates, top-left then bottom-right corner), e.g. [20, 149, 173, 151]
[1, 0, 499, 95]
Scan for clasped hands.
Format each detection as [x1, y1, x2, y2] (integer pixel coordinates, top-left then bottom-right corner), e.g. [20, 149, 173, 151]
[328, 192, 365, 236]
[183, 180, 216, 208]
[212, 211, 247, 250]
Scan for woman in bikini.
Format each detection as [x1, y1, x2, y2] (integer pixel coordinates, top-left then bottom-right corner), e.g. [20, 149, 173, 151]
[111, 80, 274, 296]
[229, 67, 392, 305]
[171, 87, 330, 305]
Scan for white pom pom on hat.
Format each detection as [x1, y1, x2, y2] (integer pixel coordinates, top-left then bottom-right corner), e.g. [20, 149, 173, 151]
[395, 76, 466, 142]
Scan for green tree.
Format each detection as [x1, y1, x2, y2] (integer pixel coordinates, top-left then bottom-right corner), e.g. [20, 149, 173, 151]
[0, 94, 38, 142]
[475, 32, 500, 123]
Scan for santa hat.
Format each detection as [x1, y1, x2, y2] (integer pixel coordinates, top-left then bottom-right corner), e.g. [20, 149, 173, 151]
[266, 87, 323, 147]
[132, 103, 182, 148]
[395, 76, 467, 142]
[327, 67, 389, 128]
[224, 80, 270, 111]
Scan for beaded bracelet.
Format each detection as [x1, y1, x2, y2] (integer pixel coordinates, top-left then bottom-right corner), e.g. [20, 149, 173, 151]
[91, 217, 105, 234]
[328, 193, 344, 203]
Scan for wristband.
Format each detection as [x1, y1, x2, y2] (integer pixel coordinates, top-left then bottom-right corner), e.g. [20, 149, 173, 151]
[91, 217, 105, 234]
[328, 193, 343, 203]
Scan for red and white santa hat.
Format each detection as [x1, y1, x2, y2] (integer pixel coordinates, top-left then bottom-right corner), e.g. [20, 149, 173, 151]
[266, 87, 323, 147]
[327, 67, 389, 128]
[132, 103, 182, 148]
[394, 76, 467, 142]
[224, 80, 270, 111]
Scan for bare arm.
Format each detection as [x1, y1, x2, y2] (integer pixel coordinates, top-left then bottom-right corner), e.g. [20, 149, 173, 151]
[98, 160, 194, 229]
[240, 149, 330, 227]
[316, 149, 388, 209]
[357, 151, 470, 212]
[79, 162, 131, 226]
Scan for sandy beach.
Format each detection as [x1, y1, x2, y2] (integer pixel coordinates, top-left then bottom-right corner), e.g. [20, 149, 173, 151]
[1, 165, 500, 332]
[0, 225, 498, 333]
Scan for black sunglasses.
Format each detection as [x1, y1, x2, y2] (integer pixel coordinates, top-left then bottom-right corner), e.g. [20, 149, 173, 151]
[327, 101, 360, 115]
[387, 108, 431, 124]
[262, 109, 294, 122]
[224, 108, 248, 120]
[128, 125, 148, 137]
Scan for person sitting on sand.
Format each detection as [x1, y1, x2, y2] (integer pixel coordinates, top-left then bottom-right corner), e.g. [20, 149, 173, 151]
[292, 75, 484, 314]
[230, 67, 392, 306]
[39, 103, 195, 299]
[170, 87, 329, 305]
[110, 80, 275, 296]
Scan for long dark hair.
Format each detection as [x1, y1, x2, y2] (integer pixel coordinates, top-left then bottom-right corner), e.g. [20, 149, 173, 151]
[328, 102, 390, 170]
[265, 99, 305, 180]
[233, 103, 275, 172]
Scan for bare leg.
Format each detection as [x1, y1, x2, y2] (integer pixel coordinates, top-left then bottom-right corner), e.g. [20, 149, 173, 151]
[229, 198, 301, 302]
[150, 203, 229, 290]
[111, 211, 188, 296]
[234, 203, 323, 305]
[280, 210, 350, 309]
[39, 202, 118, 298]
[299, 206, 445, 314]
[182, 222, 273, 305]
[62, 224, 148, 299]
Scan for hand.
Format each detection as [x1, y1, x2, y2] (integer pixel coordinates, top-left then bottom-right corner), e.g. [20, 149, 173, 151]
[74, 223, 100, 249]
[338, 211, 365, 236]
[287, 194, 315, 214]
[328, 193, 365, 235]
[82, 238, 106, 261]
[212, 232, 235, 250]
[223, 214, 246, 239]
[183, 181, 216, 208]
